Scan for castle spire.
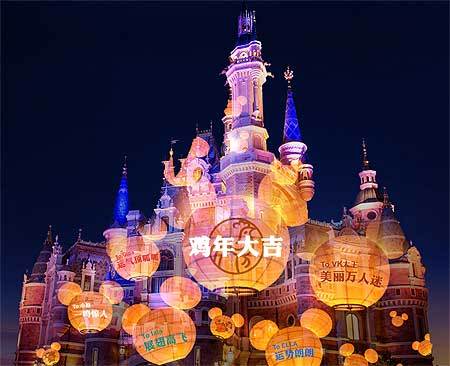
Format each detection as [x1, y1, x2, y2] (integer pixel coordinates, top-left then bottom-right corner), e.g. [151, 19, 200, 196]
[282, 66, 302, 144]
[362, 138, 370, 170]
[236, 2, 257, 46]
[111, 156, 129, 228]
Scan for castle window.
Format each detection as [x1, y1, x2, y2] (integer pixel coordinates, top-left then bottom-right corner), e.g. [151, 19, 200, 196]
[151, 277, 166, 293]
[158, 250, 174, 271]
[346, 313, 360, 340]
[411, 288, 416, 296]
[396, 288, 400, 296]
[83, 275, 91, 291]
[287, 314, 296, 327]
[160, 216, 169, 232]
[92, 347, 99, 366]
[287, 262, 293, 279]
[202, 310, 209, 323]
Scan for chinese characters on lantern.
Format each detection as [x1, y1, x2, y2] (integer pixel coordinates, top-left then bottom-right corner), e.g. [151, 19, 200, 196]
[115, 250, 159, 269]
[319, 261, 384, 287]
[189, 235, 283, 257]
[71, 302, 109, 319]
[272, 341, 314, 361]
[141, 330, 189, 352]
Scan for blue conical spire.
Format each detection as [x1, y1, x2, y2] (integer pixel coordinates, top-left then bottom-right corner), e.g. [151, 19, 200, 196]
[282, 67, 302, 144]
[111, 156, 129, 228]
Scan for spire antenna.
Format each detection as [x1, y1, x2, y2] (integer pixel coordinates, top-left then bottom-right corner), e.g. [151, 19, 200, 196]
[284, 66, 294, 89]
[362, 138, 370, 169]
[122, 155, 127, 176]
[77, 228, 82, 241]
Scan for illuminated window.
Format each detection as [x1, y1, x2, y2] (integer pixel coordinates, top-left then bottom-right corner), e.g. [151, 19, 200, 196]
[287, 314, 296, 327]
[346, 313, 360, 340]
[83, 275, 91, 291]
[92, 347, 98, 366]
[158, 250, 174, 271]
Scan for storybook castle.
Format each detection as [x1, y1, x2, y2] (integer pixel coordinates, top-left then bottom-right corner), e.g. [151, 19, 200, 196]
[15, 6, 432, 366]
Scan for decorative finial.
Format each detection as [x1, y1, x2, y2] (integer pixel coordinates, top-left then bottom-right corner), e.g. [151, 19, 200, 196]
[383, 186, 390, 205]
[362, 138, 370, 169]
[195, 123, 199, 135]
[55, 235, 59, 244]
[284, 66, 294, 88]
[122, 155, 127, 176]
[210, 120, 213, 132]
[77, 228, 82, 241]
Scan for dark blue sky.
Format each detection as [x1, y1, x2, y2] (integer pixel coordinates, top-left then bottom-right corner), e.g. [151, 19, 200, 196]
[2, 1, 448, 364]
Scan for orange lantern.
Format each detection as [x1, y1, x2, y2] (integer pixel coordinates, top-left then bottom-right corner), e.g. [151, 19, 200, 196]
[309, 230, 390, 310]
[208, 307, 223, 320]
[401, 313, 408, 321]
[344, 354, 368, 366]
[300, 308, 332, 338]
[42, 349, 60, 366]
[231, 313, 245, 328]
[418, 340, 432, 356]
[68, 291, 113, 334]
[412, 341, 420, 351]
[133, 307, 196, 365]
[50, 342, 61, 351]
[109, 234, 160, 281]
[99, 281, 124, 305]
[122, 304, 151, 335]
[250, 320, 279, 351]
[389, 310, 397, 318]
[36, 348, 45, 358]
[160, 276, 201, 310]
[391, 316, 404, 327]
[424, 333, 431, 341]
[210, 315, 235, 339]
[182, 196, 290, 295]
[364, 349, 378, 363]
[57, 282, 82, 306]
[265, 326, 323, 366]
[339, 343, 355, 357]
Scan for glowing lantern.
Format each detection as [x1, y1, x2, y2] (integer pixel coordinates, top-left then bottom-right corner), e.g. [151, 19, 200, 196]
[309, 230, 390, 310]
[364, 349, 378, 363]
[401, 313, 408, 321]
[210, 315, 235, 339]
[57, 282, 82, 306]
[300, 308, 332, 338]
[50, 342, 61, 351]
[344, 354, 368, 366]
[396, 364, 403, 366]
[339, 343, 355, 357]
[68, 291, 113, 334]
[265, 326, 323, 366]
[424, 333, 431, 341]
[133, 307, 196, 365]
[36, 348, 45, 358]
[231, 313, 245, 328]
[109, 235, 160, 281]
[412, 341, 420, 351]
[122, 304, 151, 335]
[418, 340, 432, 356]
[389, 311, 397, 318]
[160, 276, 201, 310]
[208, 307, 223, 320]
[183, 197, 290, 295]
[99, 281, 124, 305]
[42, 349, 60, 365]
[250, 320, 279, 351]
[391, 316, 404, 327]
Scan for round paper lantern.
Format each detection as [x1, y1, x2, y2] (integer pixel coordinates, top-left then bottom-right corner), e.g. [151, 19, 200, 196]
[265, 326, 323, 366]
[50, 342, 61, 351]
[68, 291, 113, 334]
[208, 307, 222, 320]
[401, 313, 408, 321]
[412, 341, 420, 351]
[339, 343, 354, 357]
[133, 307, 196, 365]
[210, 315, 235, 339]
[99, 281, 124, 305]
[364, 348, 378, 363]
[300, 308, 332, 338]
[389, 310, 397, 318]
[424, 333, 431, 341]
[36, 348, 45, 358]
[42, 349, 60, 366]
[57, 282, 82, 306]
[231, 313, 245, 328]
[250, 320, 279, 351]
[344, 354, 368, 366]
[183, 197, 290, 295]
[309, 230, 390, 310]
[108, 235, 160, 281]
[418, 340, 432, 356]
[122, 304, 151, 335]
[160, 276, 201, 310]
[391, 316, 404, 327]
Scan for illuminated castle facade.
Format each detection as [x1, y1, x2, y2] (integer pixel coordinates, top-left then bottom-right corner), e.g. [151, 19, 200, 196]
[15, 6, 432, 366]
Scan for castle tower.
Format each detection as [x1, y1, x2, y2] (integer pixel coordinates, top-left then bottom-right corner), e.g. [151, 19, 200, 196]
[15, 227, 53, 365]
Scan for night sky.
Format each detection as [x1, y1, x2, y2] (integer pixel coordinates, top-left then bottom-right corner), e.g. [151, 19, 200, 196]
[2, 1, 448, 364]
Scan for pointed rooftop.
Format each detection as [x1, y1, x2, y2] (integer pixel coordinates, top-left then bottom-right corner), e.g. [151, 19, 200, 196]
[236, 3, 257, 46]
[282, 66, 302, 144]
[29, 225, 54, 283]
[111, 157, 129, 228]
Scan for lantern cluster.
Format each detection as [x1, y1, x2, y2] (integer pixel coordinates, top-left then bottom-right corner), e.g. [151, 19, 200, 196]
[35, 342, 61, 366]
[412, 334, 432, 356]
[389, 311, 408, 327]
[339, 346, 379, 365]
[209, 307, 244, 340]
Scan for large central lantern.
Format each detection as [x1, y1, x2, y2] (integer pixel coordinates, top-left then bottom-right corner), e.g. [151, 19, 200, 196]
[182, 196, 290, 295]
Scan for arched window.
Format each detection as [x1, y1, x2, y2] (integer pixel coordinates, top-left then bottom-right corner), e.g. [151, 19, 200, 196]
[254, 135, 264, 150]
[158, 250, 174, 271]
[160, 216, 169, 232]
[287, 314, 296, 327]
[346, 313, 360, 340]
[202, 310, 209, 322]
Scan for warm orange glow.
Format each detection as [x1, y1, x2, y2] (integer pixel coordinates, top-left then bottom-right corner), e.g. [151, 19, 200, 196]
[339, 343, 355, 357]
[401, 313, 408, 321]
[300, 308, 332, 338]
[210, 315, 235, 339]
[391, 316, 404, 327]
[99, 281, 124, 305]
[389, 310, 397, 318]
[418, 340, 432, 356]
[133, 307, 196, 365]
[122, 304, 151, 335]
[50, 342, 61, 351]
[231, 313, 245, 328]
[42, 349, 60, 365]
[309, 231, 390, 310]
[36, 348, 45, 358]
[189, 136, 210, 158]
[160, 276, 201, 310]
[424, 333, 430, 341]
[249, 320, 279, 351]
[412, 341, 420, 351]
[68, 291, 113, 334]
[265, 326, 323, 366]
[364, 348, 378, 363]
[57, 282, 82, 306]
[344, 354, 368, 366]
[208, 307, 223, 320]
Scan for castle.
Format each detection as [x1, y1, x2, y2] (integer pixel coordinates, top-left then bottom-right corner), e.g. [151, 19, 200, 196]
[15, 6, 432, 366]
